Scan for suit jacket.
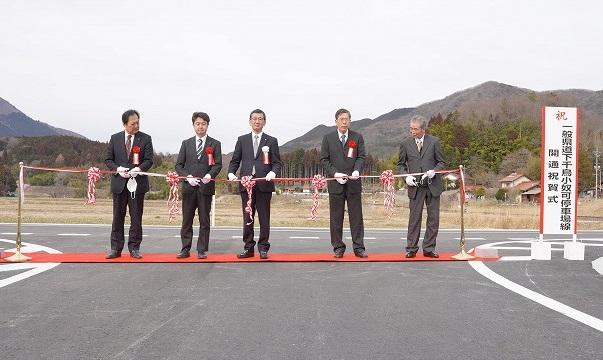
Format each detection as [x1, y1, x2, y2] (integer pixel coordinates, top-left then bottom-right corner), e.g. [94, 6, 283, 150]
[228, 133, 282, 193]
[397, 134, 446, 198]
[320, 130, 366, 195]
[175, 136, 223, 195]
[105, 131, 154, 194]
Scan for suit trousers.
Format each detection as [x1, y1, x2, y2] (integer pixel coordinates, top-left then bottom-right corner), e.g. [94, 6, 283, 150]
[406, 186, 440, 253]
[329, 188, 365, 252]
[241, 190, 272, 252]
[180, 190, 212, 253]
[110, 190, 145, 252]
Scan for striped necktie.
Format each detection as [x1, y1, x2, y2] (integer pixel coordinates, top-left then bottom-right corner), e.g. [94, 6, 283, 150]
[197, 138, 203, 159]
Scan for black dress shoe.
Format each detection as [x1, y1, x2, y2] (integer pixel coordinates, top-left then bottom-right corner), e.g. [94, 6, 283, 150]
[105, 250, 121, 259]
[334, 251, 344, 258]
[130, 250, 143, 259]
[237, 250, 254, 259]
[423, 251, 439, 258]
[354, 250, 368, 258]
[176, 251, 190, 259]
[198, 252, 207, 259]
[405, 251, 417, 258]
[259, 251, 268, 259]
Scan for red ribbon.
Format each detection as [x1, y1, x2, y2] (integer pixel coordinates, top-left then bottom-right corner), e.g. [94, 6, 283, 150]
[166, 171, 180, 222]
[240, 176, 256, 225]
[309, 174, 327, 220]
[85, 167, 102, 205]
[380, 170, 395, 217]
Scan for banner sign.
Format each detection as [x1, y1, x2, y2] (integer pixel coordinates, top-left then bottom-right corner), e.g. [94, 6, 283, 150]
[540, 106, 579, 235]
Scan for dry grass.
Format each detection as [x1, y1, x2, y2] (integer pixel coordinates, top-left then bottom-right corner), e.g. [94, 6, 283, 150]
[1, 192, 602, 230]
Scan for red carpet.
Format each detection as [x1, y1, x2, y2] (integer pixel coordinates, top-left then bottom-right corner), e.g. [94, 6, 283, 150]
[1, 252, 498, 263]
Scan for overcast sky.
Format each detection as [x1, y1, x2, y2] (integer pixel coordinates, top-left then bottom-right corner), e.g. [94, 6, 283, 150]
[1, 0, 602, 153]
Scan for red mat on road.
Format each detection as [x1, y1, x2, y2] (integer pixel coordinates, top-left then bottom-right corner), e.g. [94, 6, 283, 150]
[1, 252, 497, 263]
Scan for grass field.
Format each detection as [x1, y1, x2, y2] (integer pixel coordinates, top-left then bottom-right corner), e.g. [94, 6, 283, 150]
[1, 191, 602, 230]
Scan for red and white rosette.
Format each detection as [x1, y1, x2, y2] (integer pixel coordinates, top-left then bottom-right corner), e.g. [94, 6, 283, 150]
[85, 167, 102, 205]
[262, 145, 270, 165]
[206, 146, 215, 165]
[132, 145, 141, 165]
[166, 171, 180, 222]
[309, 174, 326, 221]
[346, 139, 357, 158]
[241, 175, 256, 225]
[380, 170, 396, 218]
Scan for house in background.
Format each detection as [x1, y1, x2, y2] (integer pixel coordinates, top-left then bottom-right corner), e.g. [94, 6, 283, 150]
[515, 180, 540, 203]
[499, 172, 531, 189]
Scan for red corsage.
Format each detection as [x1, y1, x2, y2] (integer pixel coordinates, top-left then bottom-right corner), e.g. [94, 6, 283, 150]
[206, 146, 215, 165]
[131, 145, 141, 165]
[346, 139, 357, 158]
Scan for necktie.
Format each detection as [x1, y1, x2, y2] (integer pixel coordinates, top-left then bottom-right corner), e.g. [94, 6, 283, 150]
[417, 139, 422, 152]
[126, 134, 132, 158]
[340, 134, 346, 149]
[252, 135, 259, 175]
[197, 138, 203, 159]
[253, 135, 259, 155]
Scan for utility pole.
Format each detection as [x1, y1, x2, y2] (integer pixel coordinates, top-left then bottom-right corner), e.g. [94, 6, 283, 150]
[595, 145, 600, 199]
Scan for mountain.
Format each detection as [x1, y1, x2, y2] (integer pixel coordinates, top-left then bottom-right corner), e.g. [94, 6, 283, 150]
[280, 81, 603, 157]
[0, 97, 85, 138]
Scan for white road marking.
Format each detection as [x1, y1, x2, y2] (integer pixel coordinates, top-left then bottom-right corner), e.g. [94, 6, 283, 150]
[57, 233, 90, 236]
[346, 237, 376, 240]
[290, 236, 320, 239]
[1, 232, 33, 235]
[499, 256, 533, 261]
[0, 239, 62, 288]
[0, 263, 61, 289]
[469, 261, 603, 332]
[454, 237, 485, 240]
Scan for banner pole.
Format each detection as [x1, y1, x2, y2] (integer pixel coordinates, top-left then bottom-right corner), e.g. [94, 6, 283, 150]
[452, 165, 474, 260]
[6, 162, 31, 262]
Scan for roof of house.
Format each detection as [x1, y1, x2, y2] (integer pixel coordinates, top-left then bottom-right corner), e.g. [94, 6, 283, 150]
[522, 188, 541, 195]
[499, 172, 528, 183]
[515, 180, 540, 192]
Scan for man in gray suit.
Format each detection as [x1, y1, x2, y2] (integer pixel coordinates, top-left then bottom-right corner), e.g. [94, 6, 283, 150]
[397, 115, 446, 258]
[175, 112, 222, 259]
[320, 108, 367, 258]
[228, 109, 281, 259]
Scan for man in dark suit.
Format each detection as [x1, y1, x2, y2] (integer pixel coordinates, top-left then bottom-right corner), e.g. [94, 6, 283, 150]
[320, 108, 367, 258]
[228, 109, 281, 259]
[397, 115, 446, 258]
[175, 112, 222, 259]
[104, 109, 154, 259]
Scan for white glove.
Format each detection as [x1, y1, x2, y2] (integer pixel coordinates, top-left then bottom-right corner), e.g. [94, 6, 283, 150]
[129, 167, 141, 178]
[201, 174, 212, 184]
[334, 172, 348, 185]
[265, 171, 276, 181]
[228, 173, 238, 181]
[426, 169, 436, 179]
[405, 176, 417, 187]
[186, 175, 200, 186]
[349, 170, 360, 180]
[117, 166, 130, 178]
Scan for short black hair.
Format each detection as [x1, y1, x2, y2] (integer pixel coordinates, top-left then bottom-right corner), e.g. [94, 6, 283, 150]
[121, 109, 140, 125]
[192, 112, 210, 124]
[335, 108, 350, 120]
[249, 109, 266, 121]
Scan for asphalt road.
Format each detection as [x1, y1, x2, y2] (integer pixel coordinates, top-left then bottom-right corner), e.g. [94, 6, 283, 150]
[0, 224, 602, 360]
